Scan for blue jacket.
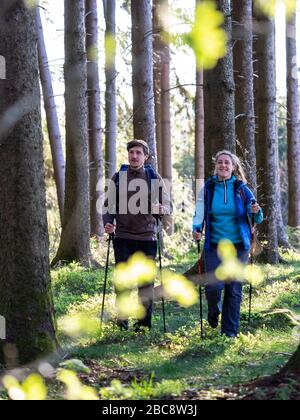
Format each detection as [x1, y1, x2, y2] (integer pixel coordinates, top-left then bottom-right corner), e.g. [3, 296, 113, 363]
[193, 176, 263, 251]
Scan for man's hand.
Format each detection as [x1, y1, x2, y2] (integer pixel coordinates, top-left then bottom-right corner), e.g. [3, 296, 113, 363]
[152, 203, 165, 216]
[193, 231, 202, 241]
[105, 223, 116, 234]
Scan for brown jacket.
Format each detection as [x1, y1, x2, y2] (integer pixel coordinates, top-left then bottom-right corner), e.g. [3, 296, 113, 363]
[102, 166, 171, 241]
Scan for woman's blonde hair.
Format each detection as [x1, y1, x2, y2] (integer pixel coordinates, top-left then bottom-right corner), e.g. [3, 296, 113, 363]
[213, 150, 248, 184]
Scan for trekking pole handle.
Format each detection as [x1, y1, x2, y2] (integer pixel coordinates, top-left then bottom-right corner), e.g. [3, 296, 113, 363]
[196, 227, 202, 255]
[250, 199, 256, 226]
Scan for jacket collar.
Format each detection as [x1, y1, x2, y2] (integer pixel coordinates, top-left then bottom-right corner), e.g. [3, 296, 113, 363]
[128, 165, 145, 174]
[212, 174, 236, 184]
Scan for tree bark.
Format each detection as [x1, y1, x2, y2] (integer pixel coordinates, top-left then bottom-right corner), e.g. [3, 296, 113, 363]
[232, 0, 257, 192]
[131, 0, 157, 168]
[86, 0, 104, 239]
[103, 0, 117, 180]
[195, 68, 205, 184]
[194, 0, 204, 195]
[253, 16, 279, 262]
[204, 0, 236, 177]
[286, 13, 300, 227]
[152, 0, 173, 235]
[53, 0, 91, 266]
[36, 6, 65, 224]
[0, 1, 57, 365]
[153, 0, 162, 174]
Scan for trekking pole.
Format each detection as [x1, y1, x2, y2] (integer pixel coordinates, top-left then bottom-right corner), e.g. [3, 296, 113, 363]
[100, 233, 114, 334]
[248, 199, 256, 324]
[248, 242, 254, 324]
[156, 217, 167, 333]
[196, 228, 204, 339]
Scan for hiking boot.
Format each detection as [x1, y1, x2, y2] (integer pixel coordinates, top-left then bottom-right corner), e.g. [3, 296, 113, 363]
[208, 315, 219, 329]
[116, 320, 128, 331]
[223, 332, 237, 338]
[133, 321, 151, 333]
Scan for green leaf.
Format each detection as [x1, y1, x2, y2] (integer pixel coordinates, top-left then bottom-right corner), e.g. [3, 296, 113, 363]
[59, 359, 91, 374]
[183, 1, 227, 69]
[254, 0, 297, 19]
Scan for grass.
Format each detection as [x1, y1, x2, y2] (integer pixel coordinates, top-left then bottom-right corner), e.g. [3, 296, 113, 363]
[49, 247, 300, 400]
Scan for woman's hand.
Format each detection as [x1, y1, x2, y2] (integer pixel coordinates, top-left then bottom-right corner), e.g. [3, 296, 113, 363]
[193, 231, 202, 241]
[251, 202, 261, 214]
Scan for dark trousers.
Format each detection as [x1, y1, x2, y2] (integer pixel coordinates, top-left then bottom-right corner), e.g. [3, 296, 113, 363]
[113, 238, 157, 328]
[204, 243, 249, 337]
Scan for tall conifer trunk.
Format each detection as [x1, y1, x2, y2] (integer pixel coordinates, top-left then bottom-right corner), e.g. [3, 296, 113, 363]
[204, 0, 236, 177]
[131, 0, 157, 167]
[232, 0, 256, 192]
[0, 1, 57, 365]
[53, 0, 91, 266]
[103, 0, 117, 180]
[286, 12, 300, 227]
[86, 0, 103, 239]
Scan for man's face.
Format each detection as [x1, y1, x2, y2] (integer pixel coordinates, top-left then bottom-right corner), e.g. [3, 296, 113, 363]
[128, 146, 148, 169]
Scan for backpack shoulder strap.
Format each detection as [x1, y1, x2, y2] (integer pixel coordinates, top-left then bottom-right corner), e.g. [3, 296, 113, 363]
[120, 164, 130, 171]
[144, 165, 161, 213]
[240, 185, 246, 207]
[144, 164, 158, 184]
[239, 184, 255, 234]
[206, 179, 216, 210]
[115, 164, 129, 187]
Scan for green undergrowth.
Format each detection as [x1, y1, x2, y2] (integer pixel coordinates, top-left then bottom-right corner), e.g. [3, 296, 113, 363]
[51, 248, 300, 400]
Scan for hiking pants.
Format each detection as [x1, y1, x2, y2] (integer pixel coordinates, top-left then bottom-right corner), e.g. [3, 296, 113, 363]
[113, 238, 157, 328]
[204, 243, 249, 337]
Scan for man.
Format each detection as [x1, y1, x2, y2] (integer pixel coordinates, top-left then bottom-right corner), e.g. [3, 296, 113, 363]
[103, 139, 171, 330]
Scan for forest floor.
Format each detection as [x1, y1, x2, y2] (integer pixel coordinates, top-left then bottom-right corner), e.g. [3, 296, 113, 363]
[47, 245, 300, 400]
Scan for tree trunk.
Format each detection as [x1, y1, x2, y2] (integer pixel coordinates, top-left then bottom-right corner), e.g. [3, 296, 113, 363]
[152, 0, 173, 235]
[131, 0, 157, 168]
[232, 0, 257, 192]
[280, 343, 300, 376]
[253, 16, 279, 263]
[195, 0, 204, 194]
[153, 0, 162, 174]
[275, 138, 290, 248]
[36, 6, 65, 224]
[286, 13, 300, 227]
[86, 0, 103, 239]
[103, 0, 117, 180]
[253, 16, 267, 234]
[53, 0, 91, 266]
[0, 1, 57, 365]
[204, 0, 236, 177]
[195, 68, 205, 184]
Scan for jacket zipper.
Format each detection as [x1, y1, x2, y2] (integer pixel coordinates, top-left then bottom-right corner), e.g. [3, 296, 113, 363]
[223, 180, 227, 204]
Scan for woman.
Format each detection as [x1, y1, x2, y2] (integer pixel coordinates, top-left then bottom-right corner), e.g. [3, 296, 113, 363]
[193, 150, 263, 337]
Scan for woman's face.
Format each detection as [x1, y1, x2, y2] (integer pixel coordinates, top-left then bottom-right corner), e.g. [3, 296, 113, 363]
[215, 154, 235, 180]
